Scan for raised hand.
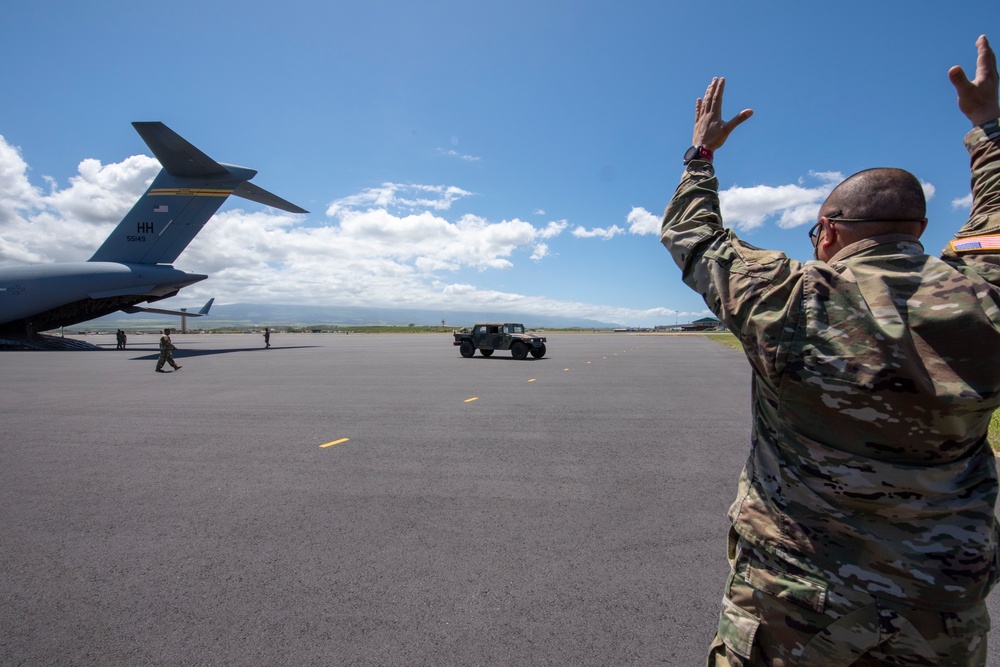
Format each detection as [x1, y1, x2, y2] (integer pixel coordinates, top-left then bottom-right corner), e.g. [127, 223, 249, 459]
[692, 77, 754, 151]
[948, 35, 1000, 126]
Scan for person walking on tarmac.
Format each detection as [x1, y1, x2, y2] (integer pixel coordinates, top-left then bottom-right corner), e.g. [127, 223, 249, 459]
[263, 327, 271, 348]
[155, 328, 182, 373]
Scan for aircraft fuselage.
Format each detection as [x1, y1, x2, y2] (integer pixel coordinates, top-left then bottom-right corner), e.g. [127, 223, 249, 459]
[0, 262, 207, 334]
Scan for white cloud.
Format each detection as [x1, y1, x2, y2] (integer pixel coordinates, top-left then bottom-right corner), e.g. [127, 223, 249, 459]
[571, 224, 625, 240]
[921, 181, 936, 203]
[720, 171, 843, 231]
[539, 219, 568, 238]
[435, 148, 481, 162]
[625, 171, 944, 235]
[0, 136, 44, 225]
[626, 206, 660, 235]
[624, 172, 844, 237]
[0, 137, 161, 264]
[951, 193, 973, 209]
[8, 137, 702, 323]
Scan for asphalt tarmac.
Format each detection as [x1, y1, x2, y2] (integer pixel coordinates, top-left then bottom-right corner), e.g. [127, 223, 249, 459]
[2, 332, 998, 666]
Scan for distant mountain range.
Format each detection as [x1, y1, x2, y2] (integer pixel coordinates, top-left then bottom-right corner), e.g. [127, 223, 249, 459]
[68, 303, 621, 331]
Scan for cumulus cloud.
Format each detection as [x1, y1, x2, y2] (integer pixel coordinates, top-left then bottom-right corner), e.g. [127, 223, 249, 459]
[951, 192, 973, 209]
[719, 171, 843, 231]
[0, 136, 44, 225]
[627, 171, 944, 236]
[3, 134, 957, 328]
[325, 182, 473, 217]
[626, 206, 660, 235]
[0, 135, 161, 264]
[7, 136, 700, 323]
[571, 224, 625, 240]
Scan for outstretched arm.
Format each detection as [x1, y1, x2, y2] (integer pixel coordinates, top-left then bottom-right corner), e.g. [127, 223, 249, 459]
[948, 35, 999, 127]
[691, 77, 754, 150]
[943, 35, 1000, 270]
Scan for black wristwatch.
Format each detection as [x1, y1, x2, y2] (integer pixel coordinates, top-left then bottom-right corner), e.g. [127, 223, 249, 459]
[683, 145, 714, 165]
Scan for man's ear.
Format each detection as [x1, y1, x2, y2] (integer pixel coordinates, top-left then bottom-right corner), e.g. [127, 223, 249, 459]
[821, 219, 839, 251]
[916, 218, 929, 238]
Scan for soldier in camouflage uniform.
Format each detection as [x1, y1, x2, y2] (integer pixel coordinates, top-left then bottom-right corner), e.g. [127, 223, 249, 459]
[661, 36, 1000, 666]
[155, 328, 182, 373]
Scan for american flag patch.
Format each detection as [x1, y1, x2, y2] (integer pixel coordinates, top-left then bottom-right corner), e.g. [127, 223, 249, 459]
[153, 205, 169, 213]
[950, 234, 1000, 253]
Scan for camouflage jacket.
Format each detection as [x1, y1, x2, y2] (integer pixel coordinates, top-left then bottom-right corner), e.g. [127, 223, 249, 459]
[159, 335, 174, 352]
[660, 122, 1000, 610]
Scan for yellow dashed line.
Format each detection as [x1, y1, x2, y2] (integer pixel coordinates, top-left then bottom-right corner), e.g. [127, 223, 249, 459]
[528, 379, 536, 383]
[320, 438, 350, 448]
[464, 397, 479, 403]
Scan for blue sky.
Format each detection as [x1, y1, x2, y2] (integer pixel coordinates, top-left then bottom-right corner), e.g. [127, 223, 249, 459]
[1, 1, 998, 326]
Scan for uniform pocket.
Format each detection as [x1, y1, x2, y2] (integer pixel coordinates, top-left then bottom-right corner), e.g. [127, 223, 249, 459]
[942, 601, 991, 638]
[745, 558, 827, 614]
[719, 596, 760, 660]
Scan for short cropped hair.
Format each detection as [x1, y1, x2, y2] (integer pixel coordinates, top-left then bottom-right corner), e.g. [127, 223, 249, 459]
[823, 168, 926, 221]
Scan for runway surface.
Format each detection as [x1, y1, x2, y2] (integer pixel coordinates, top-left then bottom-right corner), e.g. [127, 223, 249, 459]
[2, 332, 998, 665]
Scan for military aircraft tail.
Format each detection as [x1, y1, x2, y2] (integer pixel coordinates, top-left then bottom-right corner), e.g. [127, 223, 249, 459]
[88, 122, 306, 265]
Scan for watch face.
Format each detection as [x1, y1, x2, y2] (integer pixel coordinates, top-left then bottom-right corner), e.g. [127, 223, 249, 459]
[683, 146, 699, 163]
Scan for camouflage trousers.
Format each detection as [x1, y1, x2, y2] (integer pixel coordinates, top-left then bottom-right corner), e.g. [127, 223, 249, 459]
[707, 528, 990, 666]
[156, 350, 179, 370]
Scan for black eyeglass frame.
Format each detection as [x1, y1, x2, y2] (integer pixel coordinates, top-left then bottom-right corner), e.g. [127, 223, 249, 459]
[808, 209, 926, 244]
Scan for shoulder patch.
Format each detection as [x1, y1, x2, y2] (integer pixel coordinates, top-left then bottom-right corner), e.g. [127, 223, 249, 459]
[949, 234, 1000, 253]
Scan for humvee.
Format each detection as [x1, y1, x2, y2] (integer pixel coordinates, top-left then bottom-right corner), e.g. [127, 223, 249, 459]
[453, 323, 547, 359]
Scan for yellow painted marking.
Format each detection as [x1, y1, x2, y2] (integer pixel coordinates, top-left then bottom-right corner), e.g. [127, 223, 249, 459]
[149, 188, 234, 197]
[528, 378, 536, 383]
[320, 438, 350, 448]
[464, 397, 479, 403]
[564, 368, 569, 371]
[586, 361, 592, 364]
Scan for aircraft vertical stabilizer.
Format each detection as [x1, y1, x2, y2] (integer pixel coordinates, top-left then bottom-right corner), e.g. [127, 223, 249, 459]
[0, 122, 305, 337]
[88, 122, 306, 265]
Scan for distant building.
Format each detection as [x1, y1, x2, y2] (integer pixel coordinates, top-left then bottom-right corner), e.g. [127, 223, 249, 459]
[654, 317, 725, 332]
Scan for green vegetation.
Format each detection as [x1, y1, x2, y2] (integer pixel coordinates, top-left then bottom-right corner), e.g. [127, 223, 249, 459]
[281, 325, 451, 334]
[702, 332, 743, 351]
[699, 332, 1000, 453]
[990, 411, 1000, 453]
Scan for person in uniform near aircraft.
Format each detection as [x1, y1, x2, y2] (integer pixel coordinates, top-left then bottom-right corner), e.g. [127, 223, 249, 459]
[116, 329, 124, 350]
[660, 36, 1000, 665]
[263, 327, 271, 348]
[121, 329, 127, 350]
[155, 328, 182, 373]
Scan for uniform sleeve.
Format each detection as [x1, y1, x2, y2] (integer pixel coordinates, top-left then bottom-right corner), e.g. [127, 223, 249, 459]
[941, 119, 1000, 285]
[660, 161, 804, 371]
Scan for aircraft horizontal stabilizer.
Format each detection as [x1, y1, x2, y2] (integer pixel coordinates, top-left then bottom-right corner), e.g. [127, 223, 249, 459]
[132, 122, 229, 178]
[122, 298, 215, 318]
[234, 182, 308, 214]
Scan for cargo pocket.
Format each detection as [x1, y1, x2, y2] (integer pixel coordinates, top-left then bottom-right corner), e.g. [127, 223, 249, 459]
[943, 602, 991, 638]
[718, 596, 760, 660]
[745, 557, 827, 614]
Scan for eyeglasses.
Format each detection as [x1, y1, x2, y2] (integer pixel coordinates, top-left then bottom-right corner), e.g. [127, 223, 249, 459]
[808, 209, 925, 243]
